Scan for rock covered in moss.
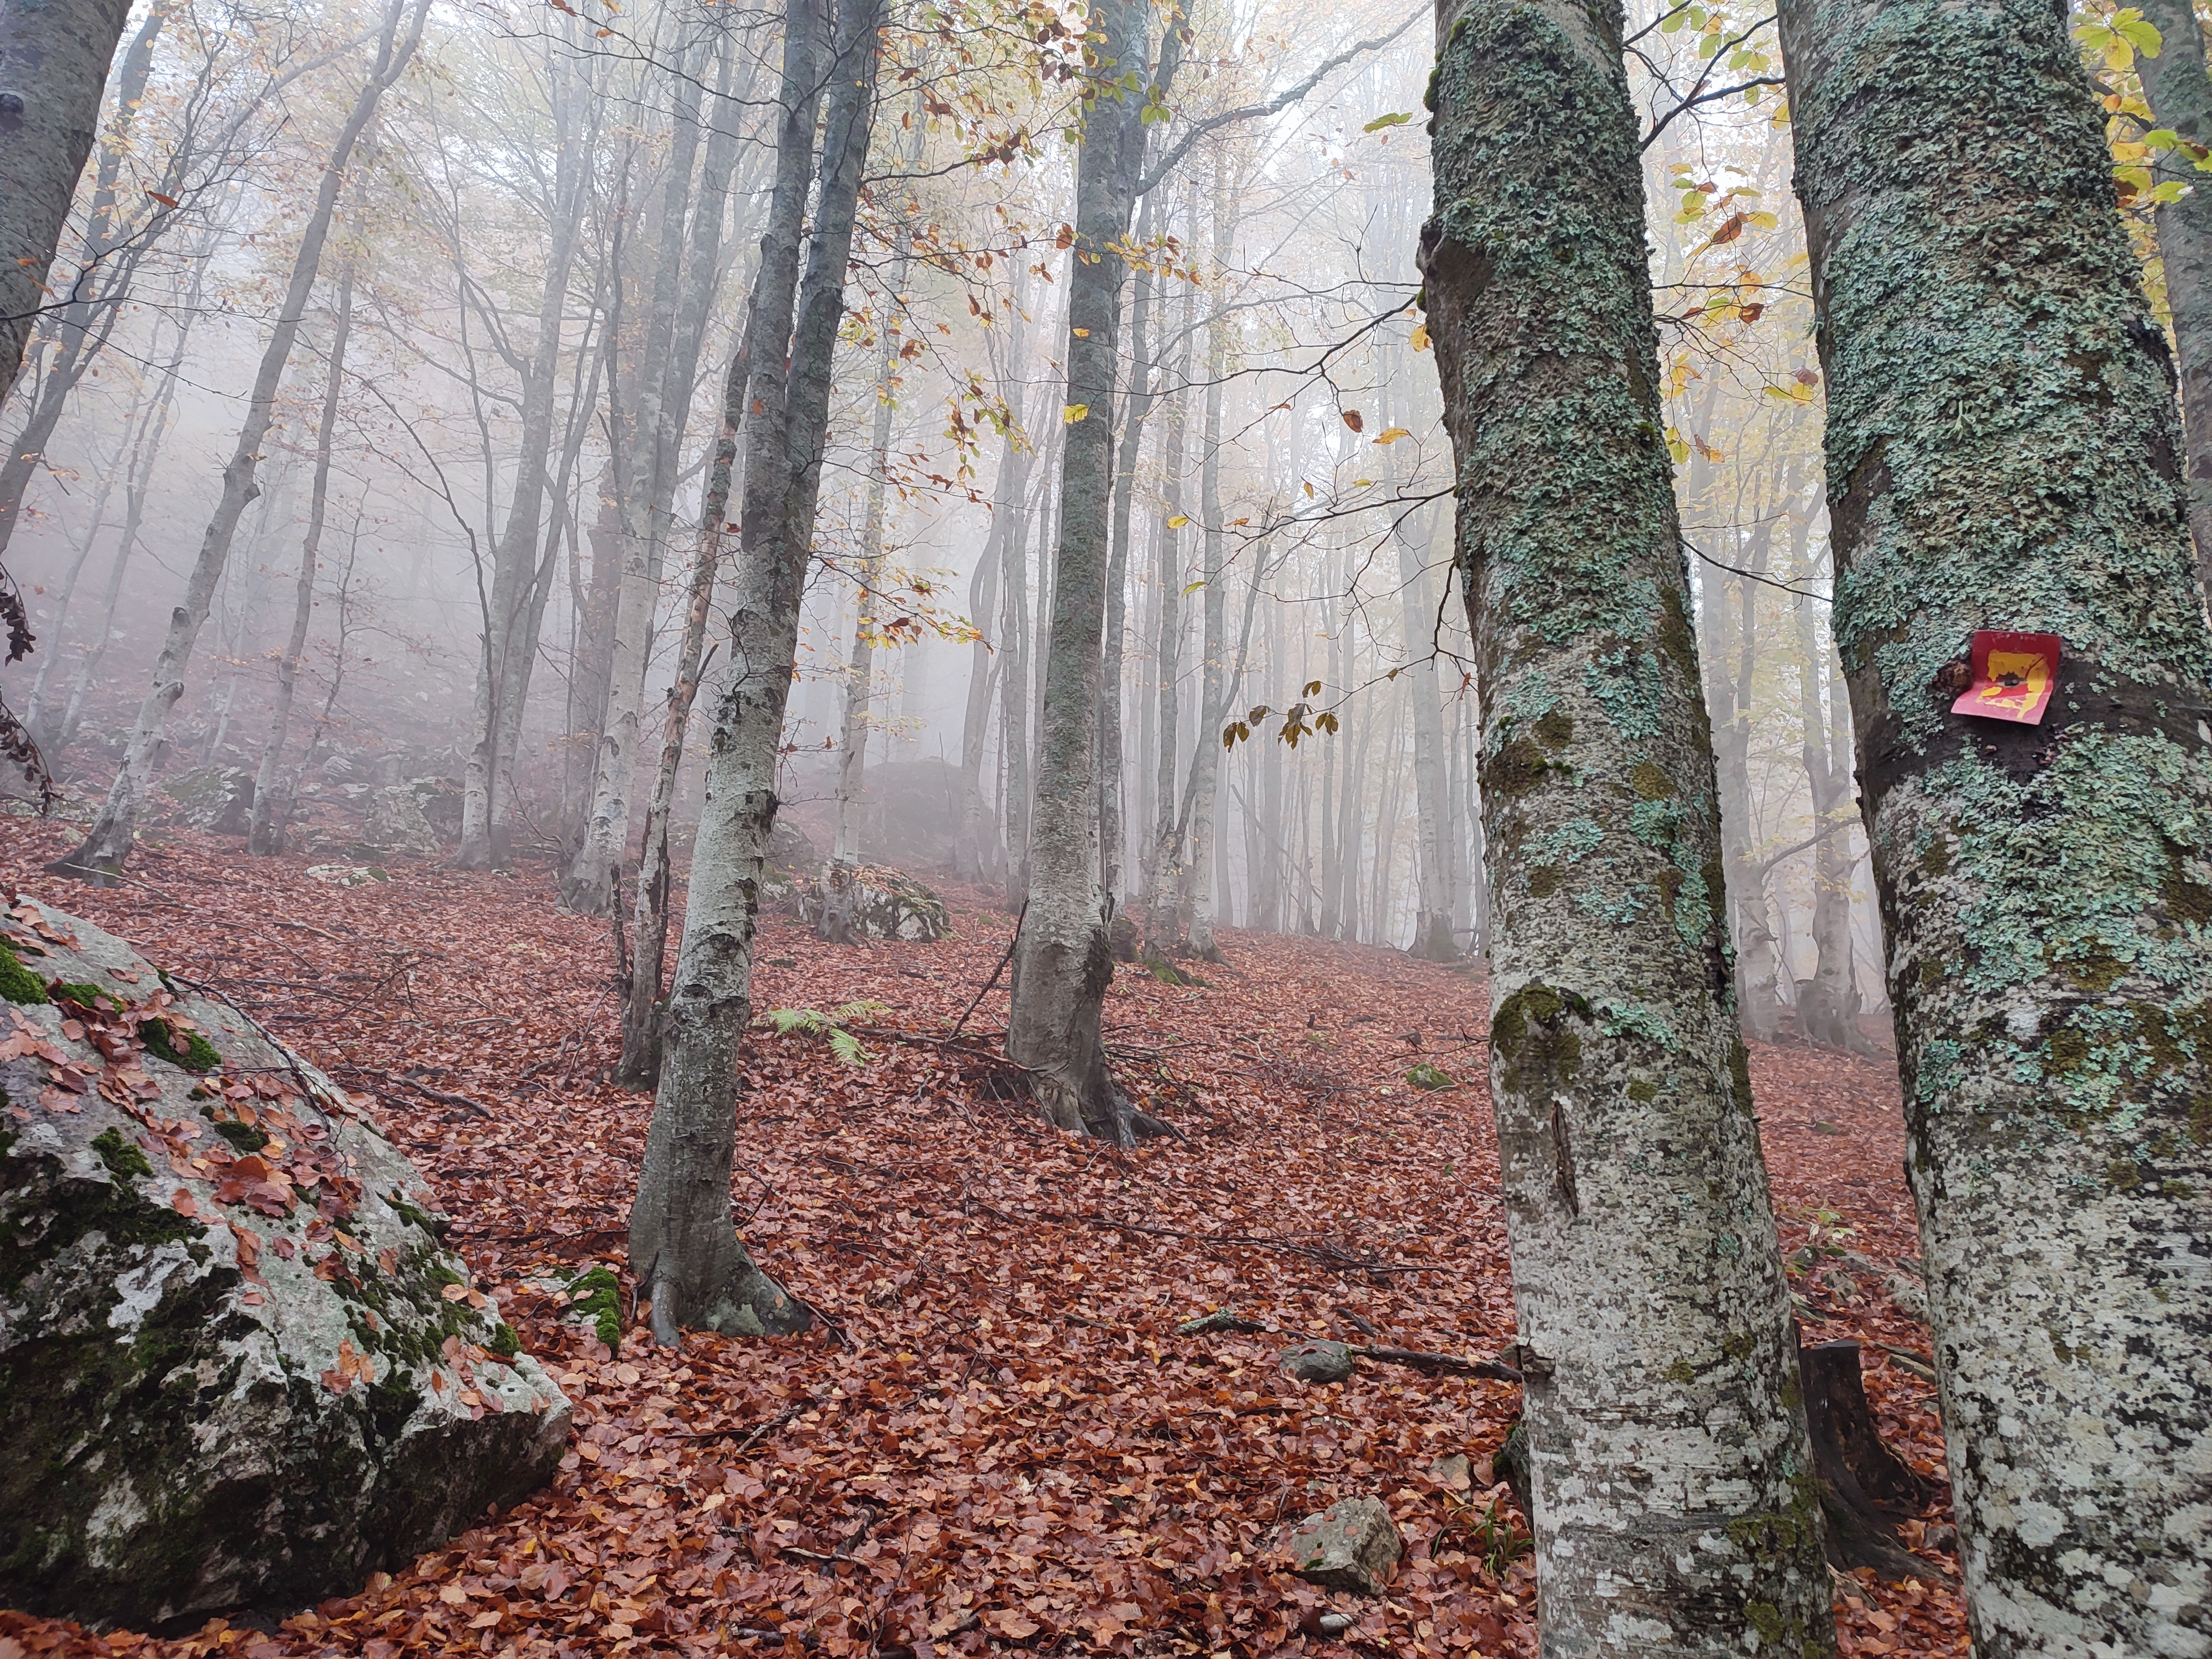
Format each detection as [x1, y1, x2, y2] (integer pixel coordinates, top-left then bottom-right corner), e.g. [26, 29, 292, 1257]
[0, 895, 570, 1630]
[794, 864, 951, 941]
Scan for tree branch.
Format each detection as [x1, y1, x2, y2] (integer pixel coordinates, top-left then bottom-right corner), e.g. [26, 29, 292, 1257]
[1136, 7, 1425, 197]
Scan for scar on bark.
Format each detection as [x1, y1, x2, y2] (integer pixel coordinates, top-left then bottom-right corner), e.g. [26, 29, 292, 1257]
[1550, 1098, 1578, 1215]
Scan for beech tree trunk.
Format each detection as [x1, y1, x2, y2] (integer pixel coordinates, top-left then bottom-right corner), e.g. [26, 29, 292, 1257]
[0, 0, 134, 409]
[248, 256, 356, 856]
[1778, 0, 2212, 1647]
[1421, 0, 1834, 1650]
[50, 0, 426, 883]
[1006, 0, 1165, 1137]
[628, 0, 881, 1338]
[2135, 0, 2212, 603]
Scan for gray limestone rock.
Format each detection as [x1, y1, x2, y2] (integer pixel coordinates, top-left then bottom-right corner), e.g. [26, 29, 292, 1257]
[0, 897, 570, 1630]
[1280, 1496, 1402, 1595]
[1279, 1338, 1354, 1384]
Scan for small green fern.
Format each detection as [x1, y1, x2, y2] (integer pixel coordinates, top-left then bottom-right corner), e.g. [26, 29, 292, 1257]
[763, 1000, 889, 1066]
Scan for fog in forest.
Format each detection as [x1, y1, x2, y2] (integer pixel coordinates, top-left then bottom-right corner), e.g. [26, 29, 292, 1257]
[0, 0, 1876, 1038]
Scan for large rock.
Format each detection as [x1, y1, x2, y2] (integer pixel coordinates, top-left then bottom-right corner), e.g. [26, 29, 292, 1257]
[0, 896, 569, 1629]
[359, 784, 444, 858]
[154, 766, 254, 836]
[1280, 1496, 1402, 1595]
[796, 865, 951, 942]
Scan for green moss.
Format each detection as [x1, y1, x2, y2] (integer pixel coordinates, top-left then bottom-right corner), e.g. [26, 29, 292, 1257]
[568, 1265, 622, 1350]
[1630, 761, 1674, 800]
[2046, 1027, 2091, 1075]
[90, 1129, 153, 1182]
[1527, 866, 1561, 898]
[0, 943, 48, 1005]
[208, 1118, 269, 1155]
[1488, 736, 1554, 799]
[1407, 1062, 1455, 1091]
[1534, 709, 1574, 749]
[141, 1019, 221, 1074]
[1492, 983, 1586, 1093]
[48, 982, 112, 1011]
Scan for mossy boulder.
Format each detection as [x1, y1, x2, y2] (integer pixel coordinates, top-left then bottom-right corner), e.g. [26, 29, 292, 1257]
[0, 896, 570, 1630]
[795, 864, 951, 942]
[152, 766, 255, 836]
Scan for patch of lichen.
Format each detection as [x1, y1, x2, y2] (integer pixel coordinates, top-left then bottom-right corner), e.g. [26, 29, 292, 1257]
[91, 1129, 153, 1183]
[1534, 709, 1573, 749]
[0, 943, 48, 1005]
[1630, 761, 1673, 800]
[567, 1265, 622, 1350]
[141, 1019, 221, 1074]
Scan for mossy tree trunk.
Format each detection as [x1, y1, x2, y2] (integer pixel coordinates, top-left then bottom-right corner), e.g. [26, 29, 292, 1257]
[1420, 0, 1834, 1650]
[627, 0, 882, 1338]
[1776, 0, 2212, 1647]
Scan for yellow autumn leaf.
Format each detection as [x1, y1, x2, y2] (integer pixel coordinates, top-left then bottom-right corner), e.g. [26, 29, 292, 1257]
[1410, 321, 1430, 352]
[1373, 427, 1411, 445]
[1063, 404, 1089, 423]
[1167, 513, 1189, 527]
[1181, 578, 1207, 594]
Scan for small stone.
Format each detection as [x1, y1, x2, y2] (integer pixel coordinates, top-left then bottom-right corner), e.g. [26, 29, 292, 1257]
[1280, 1497, 1402, 1595]
[1279, 1338, 1354, 1384]
[1429, 1452, 1472, 1491]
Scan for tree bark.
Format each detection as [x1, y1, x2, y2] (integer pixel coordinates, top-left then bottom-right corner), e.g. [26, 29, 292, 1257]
[1182, 163, 1233, 961]
[1006, 0, 1168, 1137]
[613, 327, 750, 1088]
[0, 0, 134, 410]
[1421, 0, 1835, 1648]
[50, 0, 426, 883]
[628, 0, 882, 1338]
[2135, 0, 2212, 605]
[1777, 0, 2212, 1646]
[247, 256, 356, 856]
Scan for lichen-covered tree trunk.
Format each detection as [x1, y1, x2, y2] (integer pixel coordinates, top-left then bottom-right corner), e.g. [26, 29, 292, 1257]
[1776, 0, 2212, 1647]
[628, 0, 881, 1338]
[1421, 0, 1834, 1650]
[2134, 0, 2212, 602]
[1006, 0, 1160, 1136]
[49, 0, 426, 883]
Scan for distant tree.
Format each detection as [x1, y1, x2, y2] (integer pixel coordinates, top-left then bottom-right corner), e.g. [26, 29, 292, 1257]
[1422, 0, 1834, 1650]
[1778, 0, 2212, 1646]
[49, 0, 428, 881]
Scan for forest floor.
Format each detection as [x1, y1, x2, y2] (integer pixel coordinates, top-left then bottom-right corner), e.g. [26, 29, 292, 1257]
[1, 819, 1965, 1658]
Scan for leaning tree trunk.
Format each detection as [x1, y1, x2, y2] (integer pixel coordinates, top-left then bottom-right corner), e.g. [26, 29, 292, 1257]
[1005, 0, 1165, 1139]
[628, 0, 882, 1338]
[1420, 0, 1835, 1650]
[2133, 0, 2212, 604]
[248, 256, 356, 856]
[1776, 0, 2212, 1648]
[0, 0, 134, 409]
[49, 0, 426, 882]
